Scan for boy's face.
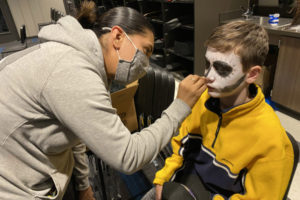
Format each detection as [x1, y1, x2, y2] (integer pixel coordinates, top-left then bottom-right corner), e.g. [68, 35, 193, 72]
[205, 48, 246, 98]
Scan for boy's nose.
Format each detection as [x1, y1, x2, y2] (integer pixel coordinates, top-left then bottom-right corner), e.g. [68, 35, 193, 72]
[205, 67, 216, 83]
[206, 76, 215, 83]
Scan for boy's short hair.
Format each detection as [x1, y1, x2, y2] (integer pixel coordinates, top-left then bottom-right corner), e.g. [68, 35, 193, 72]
[205, 20, 269, 72]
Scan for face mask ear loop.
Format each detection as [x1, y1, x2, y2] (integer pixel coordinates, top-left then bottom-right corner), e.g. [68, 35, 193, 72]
[102, 27, 137, 49]
[116, 49, 121, 60]
[104, 27, 138, 61]
[103, 27, 137, 50]
[123, 31, 138, 50]
[102, 27, 112, 31]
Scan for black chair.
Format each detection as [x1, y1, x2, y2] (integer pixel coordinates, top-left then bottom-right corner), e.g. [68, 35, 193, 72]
[134, 66, 175, 183]
[283, 131, 299, 200]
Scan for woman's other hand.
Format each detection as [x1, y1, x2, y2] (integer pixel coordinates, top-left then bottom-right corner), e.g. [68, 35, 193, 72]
[155, 184, 163, 200]
[78, 186, 95, 200]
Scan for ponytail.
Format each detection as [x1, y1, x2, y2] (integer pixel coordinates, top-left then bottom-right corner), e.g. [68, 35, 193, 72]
[76, 0, 97, 29]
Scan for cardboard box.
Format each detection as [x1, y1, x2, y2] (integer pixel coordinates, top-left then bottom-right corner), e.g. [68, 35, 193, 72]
[111, 81, 139, 132]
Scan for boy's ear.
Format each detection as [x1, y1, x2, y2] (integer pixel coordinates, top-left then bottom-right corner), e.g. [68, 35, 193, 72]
[246, 65, 262, 84]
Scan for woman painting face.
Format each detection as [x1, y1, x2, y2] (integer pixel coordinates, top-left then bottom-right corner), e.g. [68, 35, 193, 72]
[205, 48, 246, 98]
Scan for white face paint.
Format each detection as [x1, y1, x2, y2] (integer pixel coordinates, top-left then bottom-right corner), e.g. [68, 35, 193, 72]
[205, 48, 246, 98]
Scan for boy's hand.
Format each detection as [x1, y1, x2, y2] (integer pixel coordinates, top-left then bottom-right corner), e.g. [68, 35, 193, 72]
[177, 75, 207, 108]
[78, 186, 95, 200]
[155, 184, 163, 200]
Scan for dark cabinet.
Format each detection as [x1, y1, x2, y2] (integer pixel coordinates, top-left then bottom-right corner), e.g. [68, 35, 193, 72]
[91, 0, 246, 79]
[141, 0, 195, 80]
[92, 0, 195, 79]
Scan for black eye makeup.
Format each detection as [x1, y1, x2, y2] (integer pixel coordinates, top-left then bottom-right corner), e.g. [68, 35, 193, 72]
[204, 58, 212, 77]
[205, 58, 210, 69]
[212, 61, 233, 77]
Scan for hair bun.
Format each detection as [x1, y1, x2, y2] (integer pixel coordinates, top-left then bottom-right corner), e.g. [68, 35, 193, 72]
[77, 0, 97, 29]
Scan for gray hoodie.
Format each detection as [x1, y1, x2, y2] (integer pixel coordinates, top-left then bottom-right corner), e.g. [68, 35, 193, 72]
[0, 16, 190, 199]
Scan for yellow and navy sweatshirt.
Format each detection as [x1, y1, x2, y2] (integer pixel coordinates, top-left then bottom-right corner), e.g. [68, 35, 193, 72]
[154, 84, 294, 200]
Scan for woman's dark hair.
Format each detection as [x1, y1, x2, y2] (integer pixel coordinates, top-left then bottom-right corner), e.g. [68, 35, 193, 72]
[77, 1, 154, 37]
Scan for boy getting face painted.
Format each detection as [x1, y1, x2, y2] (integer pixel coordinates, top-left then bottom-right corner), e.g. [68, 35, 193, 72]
[152, 20, 294, 200]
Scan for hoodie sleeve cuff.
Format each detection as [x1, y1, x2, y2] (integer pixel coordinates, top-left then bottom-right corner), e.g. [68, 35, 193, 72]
[163, 98, 191, 125]
[75, 175, 90, 191]
[153, 177, 166, 186]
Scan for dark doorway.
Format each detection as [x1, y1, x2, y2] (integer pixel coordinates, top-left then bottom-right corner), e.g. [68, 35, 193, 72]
[0, 0, 18, 43]
[63, 0, 77, 16]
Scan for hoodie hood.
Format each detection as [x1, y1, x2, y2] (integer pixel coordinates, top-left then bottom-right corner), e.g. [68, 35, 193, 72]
[38, 16, 108, 87]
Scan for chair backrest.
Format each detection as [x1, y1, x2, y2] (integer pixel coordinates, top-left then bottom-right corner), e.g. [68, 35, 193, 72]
[135, 67, 155, 130]
[135, 66, 175, 130]
[283, 131, 299, 200]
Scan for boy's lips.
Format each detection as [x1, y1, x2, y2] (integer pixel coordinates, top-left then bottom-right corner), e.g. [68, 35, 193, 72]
[207, 85, 215, 90]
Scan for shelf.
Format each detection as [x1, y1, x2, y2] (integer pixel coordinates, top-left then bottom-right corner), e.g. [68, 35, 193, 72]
[150, 60, 165, 70]
[146, 0, 161, 2]
[149, 62, 189, 80]
[166, 48, 194, 61]
[151, 19, 194, 30]
[133, 0, 195, 78]
[163, 0, 194, 4]
[179, 24, 194, 30]
[170, 71, 185, 80]
[150, 18, 164, 24]
[145, 0, 193, 3]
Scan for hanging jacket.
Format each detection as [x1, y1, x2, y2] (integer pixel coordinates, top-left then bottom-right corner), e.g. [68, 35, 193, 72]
[0, 16, 191, 200]
[154, 84, 294, 200]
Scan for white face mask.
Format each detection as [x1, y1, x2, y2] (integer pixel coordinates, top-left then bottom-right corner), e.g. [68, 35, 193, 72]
[102, 27, 149, 85]
[204, 48, 246, 98]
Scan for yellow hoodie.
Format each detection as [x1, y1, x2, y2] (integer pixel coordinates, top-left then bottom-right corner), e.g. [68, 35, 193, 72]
[154, 85, 294, 200]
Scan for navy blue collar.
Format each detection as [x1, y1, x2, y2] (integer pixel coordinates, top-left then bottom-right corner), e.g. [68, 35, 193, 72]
[205, 84, 258, 115]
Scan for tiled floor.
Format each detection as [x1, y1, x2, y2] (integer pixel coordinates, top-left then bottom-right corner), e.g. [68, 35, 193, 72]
[288, 163, 300, 200]
[275, 111, 300, 200]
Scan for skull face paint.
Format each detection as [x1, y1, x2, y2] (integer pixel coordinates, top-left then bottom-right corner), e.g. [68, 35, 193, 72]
[205, 48, 246, 98]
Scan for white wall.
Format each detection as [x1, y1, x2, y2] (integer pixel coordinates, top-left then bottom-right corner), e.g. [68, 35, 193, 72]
[7, 0, 66, 37]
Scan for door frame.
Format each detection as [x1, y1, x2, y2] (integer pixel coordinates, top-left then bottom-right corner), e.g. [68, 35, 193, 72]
[63, 0, 77, 16]
[0, 0, 18, 43]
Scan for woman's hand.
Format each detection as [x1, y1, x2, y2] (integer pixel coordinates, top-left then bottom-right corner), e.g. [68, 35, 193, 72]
[78, 186, 95, 200]
[176, 75, 207, 108]
[155, 184, 163, 200]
